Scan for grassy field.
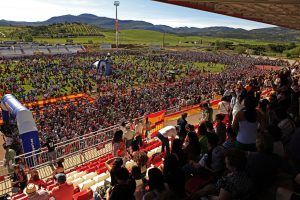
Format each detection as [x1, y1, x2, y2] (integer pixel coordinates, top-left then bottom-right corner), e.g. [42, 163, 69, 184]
[34, 30, 282, 46]
[0, 26, 286, 47]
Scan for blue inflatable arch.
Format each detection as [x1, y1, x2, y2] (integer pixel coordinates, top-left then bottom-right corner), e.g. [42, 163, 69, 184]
[1, 94, 40, 154]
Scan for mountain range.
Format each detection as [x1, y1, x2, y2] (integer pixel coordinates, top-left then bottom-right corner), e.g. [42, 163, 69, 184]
[1, 14, 299, 42]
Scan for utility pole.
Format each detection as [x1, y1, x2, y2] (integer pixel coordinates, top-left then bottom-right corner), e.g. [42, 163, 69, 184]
[114, 1, 120, 50]
[162, 32, 165, 48]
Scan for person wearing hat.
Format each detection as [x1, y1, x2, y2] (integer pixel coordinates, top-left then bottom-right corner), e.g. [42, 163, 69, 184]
[50, 173, 74, 200]
[24, 183, 50, 200]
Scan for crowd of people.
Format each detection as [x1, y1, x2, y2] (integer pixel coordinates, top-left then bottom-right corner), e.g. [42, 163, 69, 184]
[2, 50, 300, 200]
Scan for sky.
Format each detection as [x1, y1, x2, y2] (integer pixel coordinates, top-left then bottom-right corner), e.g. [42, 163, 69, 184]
[0, 0, 274, 30]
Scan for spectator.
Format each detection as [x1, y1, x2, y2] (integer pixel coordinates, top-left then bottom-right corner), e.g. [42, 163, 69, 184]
[163, 154, 186, 198]
[142, 168, 169, 200]
[214, 149, 253, 199]
[177, 113, 188, 141]
[215, 114, 226, 145]
[52, 159, 64, 177]
[268, 125, 285, 158]
[24, 183, 50, 200]
[233, 95, 262, 152]
[275, 107, 295, 146]
[112, 130, 125, 157]
[145, 117, 151, 141]
[12, 164, 28, 193]
[3, 144, 16, 174]
[42, 136, 56, 165]
[198, 122, 209, 154]
[276, 173, 300, 200]
[134, 119, 144, 147]
[246, 133, 291, 193]
[183, 131, 201, 162]
[132, 151, 148, 176]
[157, 126, 177, 154]
[28, 169, 46, 189]
[201, 103, 213, 122]
[171, 139, 186, 168]
[50, 173, 74, 200]
[105, 157, 123, 187]
[222, 125, 237, 151]
[107, 167, 135, 200]
[218, 96, 231, 118]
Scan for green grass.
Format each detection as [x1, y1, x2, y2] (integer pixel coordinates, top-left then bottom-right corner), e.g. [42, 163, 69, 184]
[0, 26, 286, 47]
[193, 62, 225, 73]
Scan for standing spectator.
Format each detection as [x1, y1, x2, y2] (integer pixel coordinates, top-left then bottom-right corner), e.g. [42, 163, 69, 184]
[201, 103, 213, 122]
[134, 119, 144, 147]
[215, 114, 226, 145]
[157, 126, 177, 154]
[177, 113, 188, 141]
[112, 130, 125, 157]
[3, 144, 16, 174]
[233, 95, 262, 152]
[42, 136, 56, 165]
[145, 117, 151, 141]
[275, 107, 295, 146]
[24, 183, 50, 200]
[142, 168, 169, 200]
[218, 96, 231, 119]
[171, 139, 186, 168]
[123, 124, 134, 153]
[183, 131, 201, 162]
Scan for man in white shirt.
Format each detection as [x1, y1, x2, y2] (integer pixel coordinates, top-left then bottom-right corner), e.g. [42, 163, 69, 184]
[157, 126, 177, 154]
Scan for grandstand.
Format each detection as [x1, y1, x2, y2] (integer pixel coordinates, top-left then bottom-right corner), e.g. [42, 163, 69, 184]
[0, 45, 85, 57]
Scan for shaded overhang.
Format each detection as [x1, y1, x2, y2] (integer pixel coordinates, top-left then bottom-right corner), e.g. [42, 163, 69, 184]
[154, 0, 300, 30]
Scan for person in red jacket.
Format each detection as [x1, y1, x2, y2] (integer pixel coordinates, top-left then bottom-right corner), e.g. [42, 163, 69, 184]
[50, 173, 74, 200]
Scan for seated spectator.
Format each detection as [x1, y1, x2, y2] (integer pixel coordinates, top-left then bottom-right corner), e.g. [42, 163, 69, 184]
[105, 157, 123, 187]
[12, 164, 28, 193]
[246, 133, 291, 193]
[52, 159, 64, 177]
[171, 139, 186, 168]
[183, 133, 225, 178]
[214, 149, 253, 200]
[275, 107, 295, 146]
[183, 131, 201, 162]
[24, 183, 50, 200]
[215, 114, 226, 145]
[163, 154, 186, 198]
[276, 173, 300, 200]
[107, 167, 135, 200]
[222, 125, 236, 151]
[50, 173, 74, 200]
[28, 169, 46, 189]
[268, 125, 285, 158]
[142, 168, 169, 200]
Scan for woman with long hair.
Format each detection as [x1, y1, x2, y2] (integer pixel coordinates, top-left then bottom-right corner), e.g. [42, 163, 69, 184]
[142, 168, 169, 200]
[232, 95, 263, 152]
